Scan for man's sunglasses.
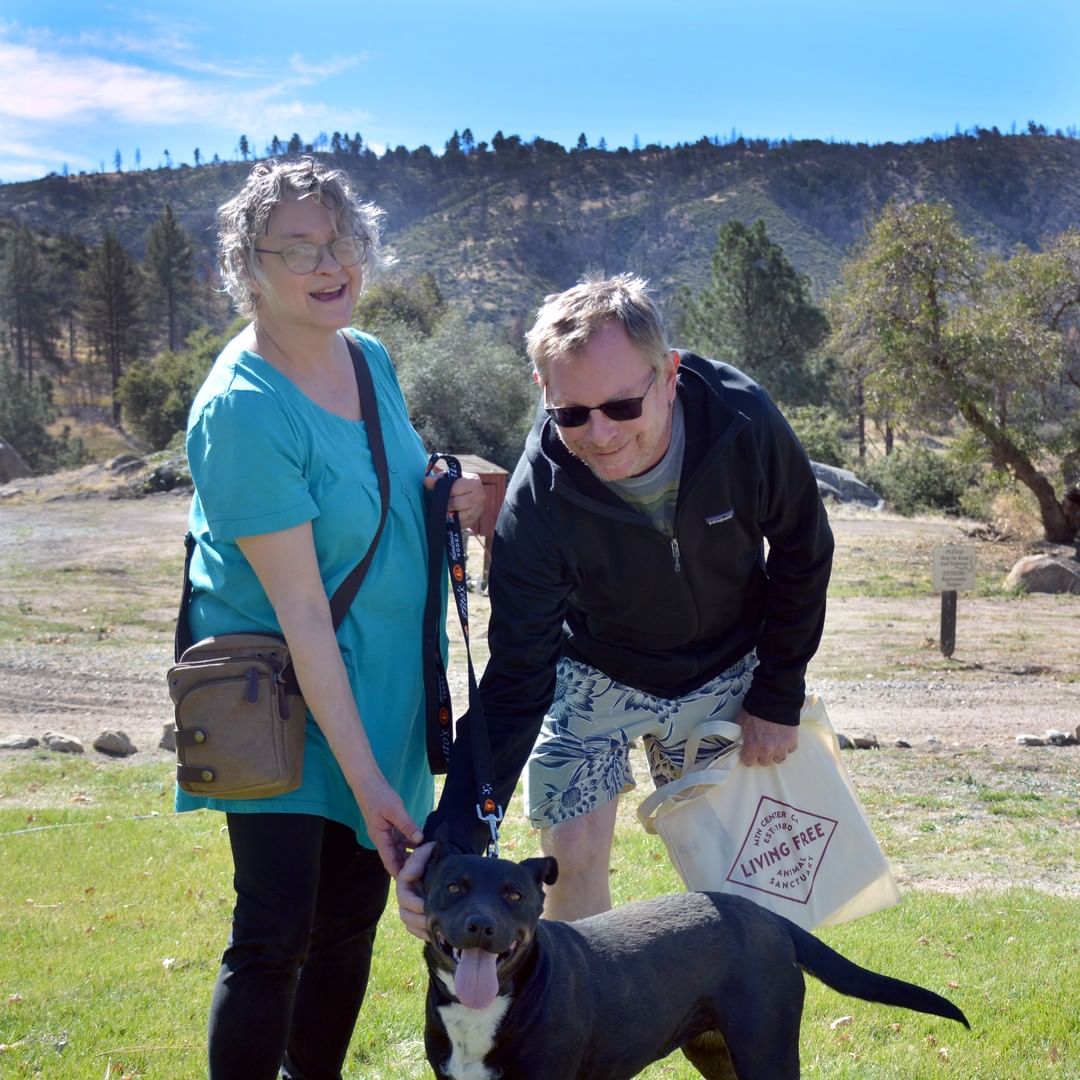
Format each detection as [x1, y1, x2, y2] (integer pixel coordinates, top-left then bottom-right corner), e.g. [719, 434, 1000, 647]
[544, 373, 656, 428]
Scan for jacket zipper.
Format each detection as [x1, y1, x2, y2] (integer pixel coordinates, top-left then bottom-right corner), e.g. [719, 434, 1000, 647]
[670, 536, 682, 573]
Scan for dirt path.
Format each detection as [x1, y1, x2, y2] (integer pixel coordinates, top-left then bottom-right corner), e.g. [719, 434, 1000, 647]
[1, 496, 1077, 760]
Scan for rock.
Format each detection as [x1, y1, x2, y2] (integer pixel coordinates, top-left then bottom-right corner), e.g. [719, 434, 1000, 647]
[1003, 554, 1080, 595]
[810, 463, 884, 509]
[93, 729, 137, 757]
[106, 453, 144, 474]
[836, 732, 853, 749]
[1015, 734, 1046, 747]
[159, 724, 176, 752]
[0, 438, 33, 483]
[852, 735, 880, 750]
[919, 737, 945, 752]
[1045, 729, 1078, 747]
[0, 734, 40, 750]
[42, 731, 85, 754]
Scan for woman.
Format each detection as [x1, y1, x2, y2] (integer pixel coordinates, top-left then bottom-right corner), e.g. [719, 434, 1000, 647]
[178, 157, 483, 1079]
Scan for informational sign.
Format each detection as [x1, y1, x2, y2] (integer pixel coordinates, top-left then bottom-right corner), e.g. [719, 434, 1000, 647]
[932, 545, 976, 592]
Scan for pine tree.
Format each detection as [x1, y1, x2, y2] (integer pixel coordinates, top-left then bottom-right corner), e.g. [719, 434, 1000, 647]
[82, 232, 142, 424]
[677, 219, 829, 404]
[0, 224, 59, 381]
[144, 205, 195, 352]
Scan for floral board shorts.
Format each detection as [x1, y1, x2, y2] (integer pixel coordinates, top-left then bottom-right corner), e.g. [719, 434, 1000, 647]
[523, 652, 758, 828]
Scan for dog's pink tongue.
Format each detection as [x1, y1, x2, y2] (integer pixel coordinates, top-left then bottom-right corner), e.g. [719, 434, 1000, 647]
[455, 948, 499, 1009]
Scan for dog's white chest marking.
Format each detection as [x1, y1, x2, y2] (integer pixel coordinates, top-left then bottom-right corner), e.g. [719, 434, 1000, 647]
[436, 970, 511, 1080]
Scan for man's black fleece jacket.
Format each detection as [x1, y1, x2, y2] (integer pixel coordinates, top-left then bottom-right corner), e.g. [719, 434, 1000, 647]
[426, 352, 834, 853]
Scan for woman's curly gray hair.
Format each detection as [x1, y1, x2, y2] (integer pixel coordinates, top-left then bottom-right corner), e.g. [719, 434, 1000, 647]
[216, 156, 389, 317]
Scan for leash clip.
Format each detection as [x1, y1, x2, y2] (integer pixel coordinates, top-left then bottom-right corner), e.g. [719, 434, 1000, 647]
[477, 802, 504, 858]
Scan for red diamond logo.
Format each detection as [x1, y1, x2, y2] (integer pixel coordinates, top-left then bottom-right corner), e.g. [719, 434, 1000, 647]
[725, 795, 838, 908]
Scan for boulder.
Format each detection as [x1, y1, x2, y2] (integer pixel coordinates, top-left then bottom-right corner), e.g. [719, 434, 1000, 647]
[159, 723, 176, 752]
[1045, 729, 1078, 747]
[1015, 734, 1046, 747]
[106, 453, 145, 474]
[0, 438, 32, 483]
[1003, 554, 1080, 595]
[0, 734, 40, 750]
[93, 729, 137, 757]
[42, 731, 85, 754]
[810, 462, 884, 509]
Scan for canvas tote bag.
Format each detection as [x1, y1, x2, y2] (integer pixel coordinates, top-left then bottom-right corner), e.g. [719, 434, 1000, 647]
[637, 695, 900, 929]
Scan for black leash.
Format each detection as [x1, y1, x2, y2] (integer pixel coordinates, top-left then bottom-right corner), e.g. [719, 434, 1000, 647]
[423, 451, 503, 857]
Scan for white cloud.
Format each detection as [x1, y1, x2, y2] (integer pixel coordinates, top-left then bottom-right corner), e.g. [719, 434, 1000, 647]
[0, 27, 375, 180]
[286, 53, 364, 83]
[0, 40, 226, 124]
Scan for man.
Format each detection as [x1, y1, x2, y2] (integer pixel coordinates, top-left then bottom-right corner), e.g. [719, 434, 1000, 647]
[404, 273, 833, 926]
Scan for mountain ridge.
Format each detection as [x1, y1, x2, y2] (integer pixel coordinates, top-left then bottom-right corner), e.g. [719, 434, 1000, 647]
[3, 132, 1079, 326]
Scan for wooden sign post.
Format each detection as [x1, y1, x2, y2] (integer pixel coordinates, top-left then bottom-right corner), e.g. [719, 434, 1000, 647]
[932, 546, 977, 658]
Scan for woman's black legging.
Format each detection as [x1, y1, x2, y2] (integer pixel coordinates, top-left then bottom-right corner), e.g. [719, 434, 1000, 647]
[208, 812, 391, 1080]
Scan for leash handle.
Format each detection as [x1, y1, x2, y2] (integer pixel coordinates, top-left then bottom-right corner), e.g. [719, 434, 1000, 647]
[425, 452, 502, 858]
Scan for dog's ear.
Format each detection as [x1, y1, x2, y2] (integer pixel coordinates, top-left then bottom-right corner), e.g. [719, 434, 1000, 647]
[420, 823, 453, 891]
[423, 821, 455, 866]
[521, 856, 559, 888]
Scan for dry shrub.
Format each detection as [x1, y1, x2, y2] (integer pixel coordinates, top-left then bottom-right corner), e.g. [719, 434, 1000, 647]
[988, 488, 1043, 543]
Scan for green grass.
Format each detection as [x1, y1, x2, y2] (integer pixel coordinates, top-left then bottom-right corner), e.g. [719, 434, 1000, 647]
[1, 753, 1078, 1078]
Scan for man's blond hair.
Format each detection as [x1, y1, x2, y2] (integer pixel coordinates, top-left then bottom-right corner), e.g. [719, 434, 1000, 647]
[525, 273, 670, 382]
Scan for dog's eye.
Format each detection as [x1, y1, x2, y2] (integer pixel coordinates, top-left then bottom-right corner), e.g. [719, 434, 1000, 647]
[505, 889, 522, 903]
[446, 883, 462, 895]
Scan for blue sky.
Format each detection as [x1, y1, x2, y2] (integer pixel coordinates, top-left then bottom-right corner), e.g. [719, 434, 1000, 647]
[1, 0, 1078, 183]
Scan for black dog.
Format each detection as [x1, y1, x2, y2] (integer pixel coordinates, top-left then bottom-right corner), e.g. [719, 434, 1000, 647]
[423, 849, 968, 1080]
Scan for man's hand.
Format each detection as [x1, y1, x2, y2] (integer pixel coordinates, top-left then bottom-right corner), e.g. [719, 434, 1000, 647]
[396, 840, 435, 941]
[736, 709, 799, 765]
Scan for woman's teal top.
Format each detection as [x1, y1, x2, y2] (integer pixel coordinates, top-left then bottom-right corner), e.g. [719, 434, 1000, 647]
[175, 329, 441, 848]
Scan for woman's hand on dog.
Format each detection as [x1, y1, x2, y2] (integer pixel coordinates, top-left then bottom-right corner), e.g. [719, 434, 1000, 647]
[396, 840, 435, 940]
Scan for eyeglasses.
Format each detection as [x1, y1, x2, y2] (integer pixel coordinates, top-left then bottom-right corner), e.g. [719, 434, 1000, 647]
[544, 373, 656, 428]
[254, 235, 368, 275]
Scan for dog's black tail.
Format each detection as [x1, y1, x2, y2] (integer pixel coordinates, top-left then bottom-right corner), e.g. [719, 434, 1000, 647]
[788, 922, 970, 1028]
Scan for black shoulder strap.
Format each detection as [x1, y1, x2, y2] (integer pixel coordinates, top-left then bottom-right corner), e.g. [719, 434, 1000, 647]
[331, 334, 390, 627]
[174, 333, 390, 662]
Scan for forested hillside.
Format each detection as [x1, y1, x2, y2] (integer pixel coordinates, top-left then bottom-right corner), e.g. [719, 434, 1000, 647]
[3, 128, 1079, 546]
[3, 128, 1079, 327]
